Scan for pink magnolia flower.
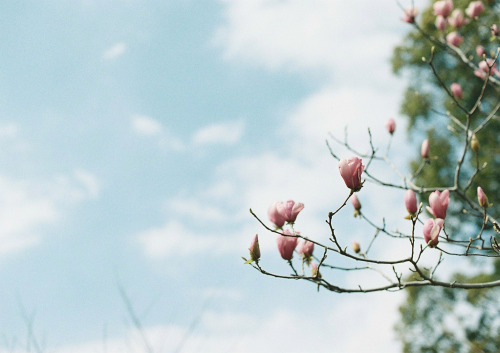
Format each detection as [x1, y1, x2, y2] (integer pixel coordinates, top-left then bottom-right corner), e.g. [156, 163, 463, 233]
[277, 200, 304, 223]
[465, 1, 484, 18]
[476, 45, 485, 57]
[446, 31, 463, 46]
[298, 239, 314, 258]
[351, 194, 361, 211]
[276, 230, 298, 260]
[421, 139, 430, 159]
[268, 201, 286, 228]
[401, 7, 418, 23]
[249, 234, 261, 261]
[478, 58, 498, 76]
[435, 15, 447, 30]
[450, 82, 463, 99]
[427, 190, 450, 219]
[449, 9, 468, 28]
[423, 218, 444, 247]
[386, 118, 396, 134]
[339, 157, 364, 191]
[405, 190, 418, 215]
[492, 24, 499, 36]
[477, 186, 489, 208]
[433, 0, 453, 17]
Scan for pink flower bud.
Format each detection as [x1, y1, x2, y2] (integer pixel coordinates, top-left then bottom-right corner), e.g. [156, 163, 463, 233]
[446, 31, 463, 46]
[268, 201, 286, 228]
[352, 241, 361, 254]
[492, 24, 499, 36]
[465, 1, 484, 18]
[276, 230, 298, 260]
[351, 194, 361, 211]
[433, 0, 453, 17]
[476, 45, 485, 57]
[386, 118, 396, 134]
[450, 83, 463, 99]
[401, 7, 418, 23]
[338, 157, 364, 191]
[435, 15, 447, 30]
[477, 186, 489, 208]
[298, 239, 314, 258]
[276, 200, 304, 223]
[449, 9, 468, 28]
[478, 58, 498, 76]
[421, 139, 430, 159]
[249, 234, 261, 261]
[311, 262, 321, 277]
[423, 218, 444, 247]
[427, 190, 450, 219]
[405, 190, 418, 215]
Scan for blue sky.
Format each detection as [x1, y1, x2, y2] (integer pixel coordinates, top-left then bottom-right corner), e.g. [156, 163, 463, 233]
[0, 1, 429, 352]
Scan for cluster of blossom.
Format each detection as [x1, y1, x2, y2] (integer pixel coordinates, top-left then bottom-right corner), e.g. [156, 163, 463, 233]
[247, 116, 493, 266]
[402, 0, 499, 81]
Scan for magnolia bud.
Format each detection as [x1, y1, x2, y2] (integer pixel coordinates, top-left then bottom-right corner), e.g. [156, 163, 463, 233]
[386, 118, 396, 135]
[476, 45, 485, 57]
[477, 186, 489, 208]
[421, 139, 430, 159]
[249, 234, 261, 262]
[311, 262, 321, 278]
[352, 241, 361, 254]
[466, 1, 484, 18]
[492, 24, 499, 36]
[405, 190, 418, 215]
[351, 194, 361, 217]
[435, 15, 447, 30]
[471, 134, 480, 152]
[339, 157, 365, 191]
[450, 83, 463, 99]
[446, 31, 463, 46]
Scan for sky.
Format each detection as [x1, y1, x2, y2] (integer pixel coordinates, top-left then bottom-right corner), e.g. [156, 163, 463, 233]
[0, 1, 431, 352]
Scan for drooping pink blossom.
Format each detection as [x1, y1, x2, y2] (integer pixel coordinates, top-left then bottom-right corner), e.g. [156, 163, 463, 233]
[276, 230, 298, 260]
[477, 186, 489, 208]
[435, 15, 447, 30]
[401, 7, 418, 23]
[386, 118, 396, 135]
[465, 1, 484, 18]
[476, 45, 485, 57]
[478, 58, 498, 76]
[450, 82, 463, 99]
[446, 31, 463, 46]
[297, 239, 314, 258]
[449, 9, 468, 28]
[268, 201, 286, 228]
[277, 200, 304, 223]
[339, 157, 364, 191]
[405, 190, 418, 215]
[249, 234, 261, 261]
[421, 139, 430, 159]
[423, 218, 444, 247]
[351, 194, 361, 211]
[433, 0, 453, 17]
[492, 24, 499, 36]
[427, 190, 450, 219]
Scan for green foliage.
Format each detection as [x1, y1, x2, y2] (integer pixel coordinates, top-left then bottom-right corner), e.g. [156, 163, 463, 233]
[393, 0, 500, 351]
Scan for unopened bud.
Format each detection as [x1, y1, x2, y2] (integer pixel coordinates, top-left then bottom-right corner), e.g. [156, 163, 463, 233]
[311, 262, 321, 278]
[352, 241, 361, 254]
[471, 134, 480, 152]
[477, 186, 490, 209]
[249, 234, 261, 262]
[421, 139, 430, 159]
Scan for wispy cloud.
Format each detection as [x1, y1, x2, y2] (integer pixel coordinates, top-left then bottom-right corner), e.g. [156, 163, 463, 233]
[131, 115, 163, 136]
[191, 120, 244, 146]
[102, 42, 127, 60]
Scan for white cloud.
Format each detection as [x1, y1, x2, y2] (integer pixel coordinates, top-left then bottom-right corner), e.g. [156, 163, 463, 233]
[131, 115, 163, 136]
[191, 120, 244, 146]
[165, 197, 229, 222]
[0, 170, 100, 255]
[0, 123, 18, 138]
[136, 220, 244, 258]
[102, 42, 127, 60]
[214, 0, 402, 79]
